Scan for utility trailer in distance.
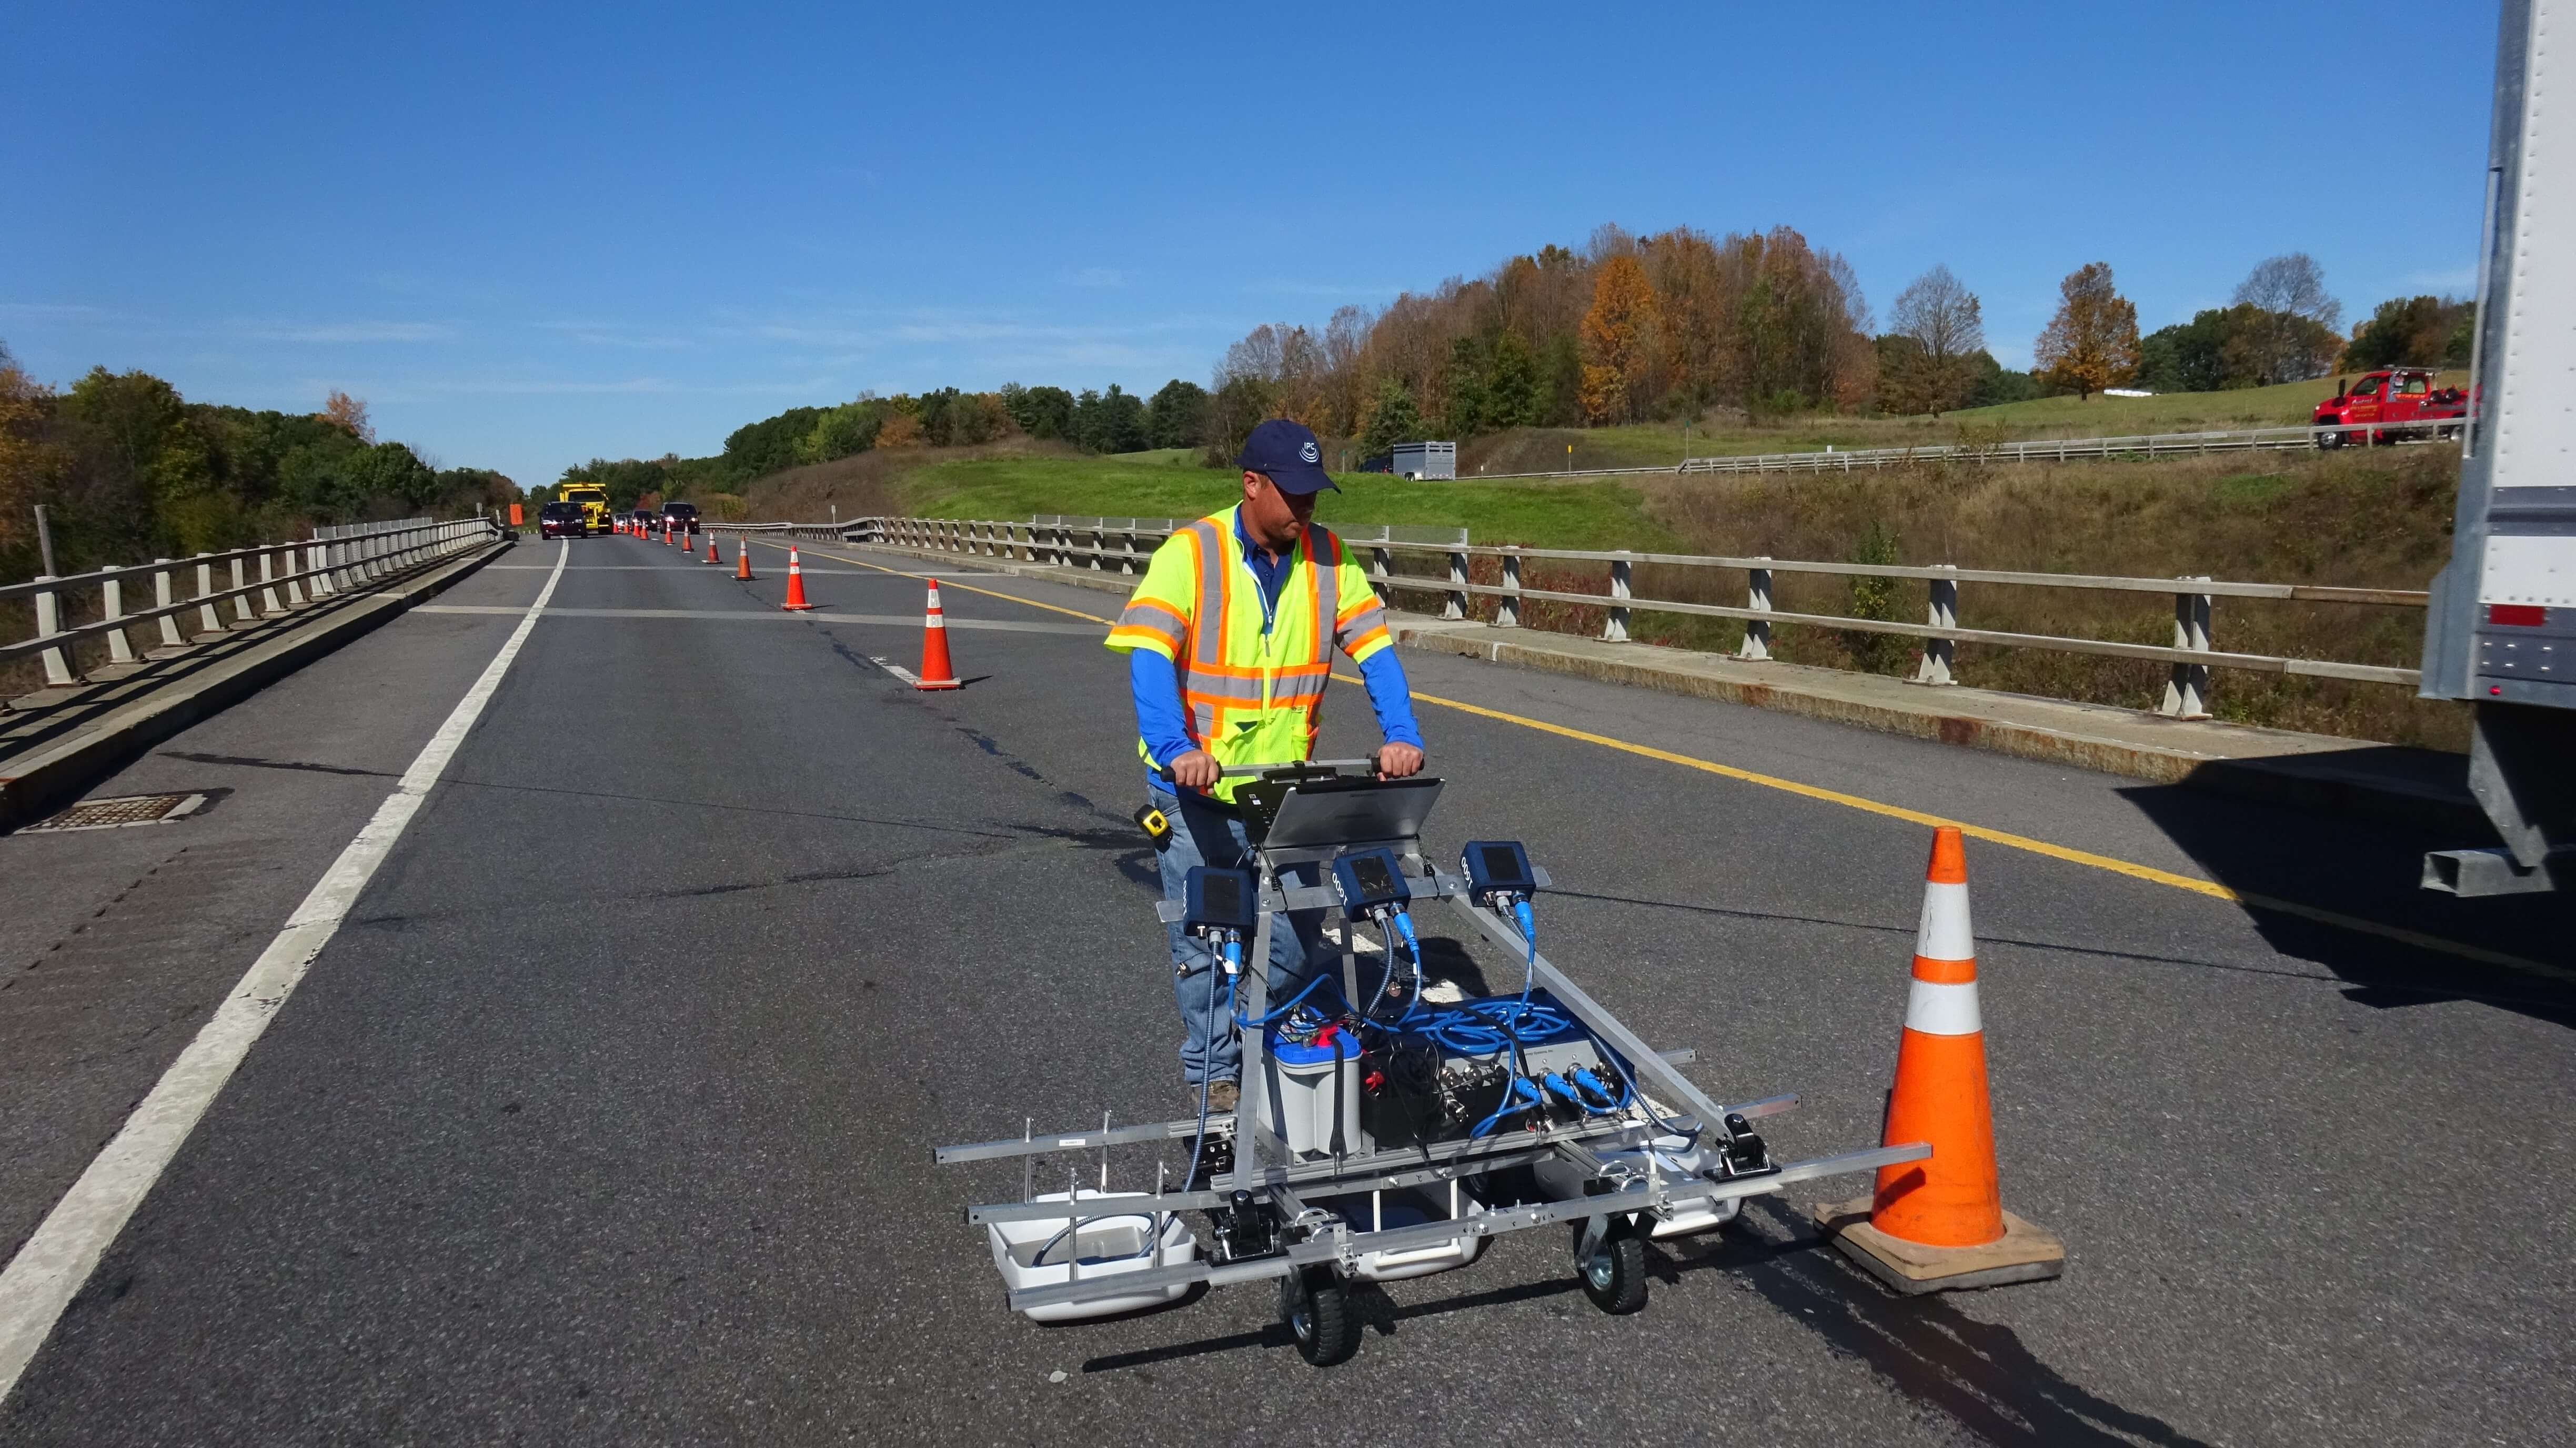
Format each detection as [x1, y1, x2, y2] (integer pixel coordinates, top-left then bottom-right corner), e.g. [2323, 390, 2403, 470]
[2419, 0, 2576, 897]
[1392, 441, 1456, 480]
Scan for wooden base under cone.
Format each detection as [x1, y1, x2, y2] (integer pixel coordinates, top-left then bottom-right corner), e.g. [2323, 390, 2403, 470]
[1810, 1196, 2064, 1295]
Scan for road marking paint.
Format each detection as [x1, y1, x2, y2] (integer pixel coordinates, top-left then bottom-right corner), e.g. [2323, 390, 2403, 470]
[1337, 673, 2568, 982]
[0, 540, 572, 1401]
[751, 539, 1115, 625]
[690, 548, 2549, 982]
[868, 655, 923, 685]
[414, 604, 1096, 636]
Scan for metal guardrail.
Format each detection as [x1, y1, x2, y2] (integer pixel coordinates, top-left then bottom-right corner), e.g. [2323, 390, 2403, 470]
[711, 521, 848, 540]
[1458, 419, 2466, 481]
[842, 514, 2428, 717]
[3, 516, 504, 693]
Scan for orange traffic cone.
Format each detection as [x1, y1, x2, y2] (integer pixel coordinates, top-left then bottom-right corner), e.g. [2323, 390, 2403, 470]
[1813, 826, 2062, 1294]
[780, 546, 816, 611]
[914, 579, 960, 690]
[735, 537, 754, 580]
[704, 534, 720, 564]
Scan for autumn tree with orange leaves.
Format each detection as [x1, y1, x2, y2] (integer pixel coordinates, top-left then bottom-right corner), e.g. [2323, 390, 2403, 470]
[320, 388, 374, 442]
[1577, 255, 1660, 424]
[2033, 263, 2140, 401]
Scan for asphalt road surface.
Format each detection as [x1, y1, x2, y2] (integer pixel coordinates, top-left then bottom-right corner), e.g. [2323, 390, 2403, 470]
[2, 532, 2567, 1445]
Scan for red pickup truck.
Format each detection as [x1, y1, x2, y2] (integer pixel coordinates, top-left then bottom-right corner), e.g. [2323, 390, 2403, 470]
[2313, 368, 2467, 448]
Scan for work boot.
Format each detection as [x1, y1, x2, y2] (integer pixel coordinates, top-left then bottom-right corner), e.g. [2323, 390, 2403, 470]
[1206, 1080, 1240, 1115]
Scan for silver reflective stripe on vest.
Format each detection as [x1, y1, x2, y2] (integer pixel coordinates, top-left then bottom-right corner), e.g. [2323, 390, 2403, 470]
[1309, 526, 1336, 640]
[1184, 520, 1226, 669]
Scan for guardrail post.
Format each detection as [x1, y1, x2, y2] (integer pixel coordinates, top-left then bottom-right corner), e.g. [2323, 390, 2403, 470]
[100, 569, 137, 664]
[31, 577, 80, 685]
[2160, 577, 2215, 719]
[1735, 559, 1773, 660]
[258, 548, 285, 615]
[230, 555, 256, 624]
[1371, 545, 1393, 607]
[1909, 564, 1958, 686]
[1445, 544, 1468, 621]
[1497, 549, 1523, 628]
[281, 544, 308, 607]
[153, 560, 185, 651]
[195, 556, 223, 636]
[1604, 554, 1632, 642]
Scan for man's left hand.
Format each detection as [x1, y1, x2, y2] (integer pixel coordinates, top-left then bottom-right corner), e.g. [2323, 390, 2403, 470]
[1375, 742, 1425, 779]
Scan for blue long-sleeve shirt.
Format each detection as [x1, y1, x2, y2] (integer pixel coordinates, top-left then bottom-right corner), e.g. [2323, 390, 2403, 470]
[1132, 514, 1423, 778]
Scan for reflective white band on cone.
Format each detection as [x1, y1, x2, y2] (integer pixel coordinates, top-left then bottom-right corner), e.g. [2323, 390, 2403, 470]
[1915, 881, 1975, 962]
[1904, 978, 1983, 1035]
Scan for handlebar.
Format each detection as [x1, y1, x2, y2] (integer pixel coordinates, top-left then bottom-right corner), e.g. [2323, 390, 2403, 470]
[1157, 753, 1386, 783]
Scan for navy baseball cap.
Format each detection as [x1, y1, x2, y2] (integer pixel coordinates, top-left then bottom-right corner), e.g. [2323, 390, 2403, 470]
[1236, 419, 1339, 495]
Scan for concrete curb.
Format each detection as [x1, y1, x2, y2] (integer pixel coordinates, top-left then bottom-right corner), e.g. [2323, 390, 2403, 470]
[837, 538, 2484, 837]
[0, 537, 514, 832]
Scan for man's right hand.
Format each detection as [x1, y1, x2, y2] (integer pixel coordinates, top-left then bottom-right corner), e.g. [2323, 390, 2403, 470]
[1168, 749, 1221, 790]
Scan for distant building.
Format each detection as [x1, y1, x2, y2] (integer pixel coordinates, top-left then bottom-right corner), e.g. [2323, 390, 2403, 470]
[1391, 441, 1457, 480]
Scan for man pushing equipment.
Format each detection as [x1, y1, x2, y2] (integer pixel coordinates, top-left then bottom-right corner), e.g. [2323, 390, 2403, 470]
[1104, 419, 1427, 1114]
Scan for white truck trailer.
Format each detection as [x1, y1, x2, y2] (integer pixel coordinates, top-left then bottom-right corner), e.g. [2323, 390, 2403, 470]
[2420, 0, 2576, 896]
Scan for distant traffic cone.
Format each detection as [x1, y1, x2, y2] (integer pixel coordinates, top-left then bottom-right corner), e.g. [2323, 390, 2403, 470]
[704, 534, 720, 564]
[780, 546, 816, 611]
[914, 579, 961, 690]
[735, 537, 754, 580]
[1812, 826, 2063, 1294]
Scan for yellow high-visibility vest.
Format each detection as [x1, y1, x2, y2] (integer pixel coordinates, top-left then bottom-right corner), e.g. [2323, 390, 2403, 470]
[1106, 505, 1394, 801]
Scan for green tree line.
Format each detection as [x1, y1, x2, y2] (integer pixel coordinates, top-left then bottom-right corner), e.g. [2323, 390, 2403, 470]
[2, 342, 515, 583]
[560, 379, 1216, 507]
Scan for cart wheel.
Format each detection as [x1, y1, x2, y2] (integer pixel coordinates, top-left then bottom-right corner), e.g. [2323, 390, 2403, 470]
[1574, 1218, 1648, 1315]
[1279, 1266, 1360, 1366]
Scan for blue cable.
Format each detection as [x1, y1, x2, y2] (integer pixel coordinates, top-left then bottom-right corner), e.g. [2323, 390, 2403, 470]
[1230, 966, 1339, 1030]
[1470, 1075, 1544, 1138]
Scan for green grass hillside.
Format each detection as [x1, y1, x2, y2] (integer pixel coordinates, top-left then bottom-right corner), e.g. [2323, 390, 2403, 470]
[897, 454, 1682, 551]
[1455, 371, 2470, 475]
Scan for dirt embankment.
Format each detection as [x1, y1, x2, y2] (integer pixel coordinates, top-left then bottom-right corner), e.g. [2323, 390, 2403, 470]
[1470, 446, 2466, 749]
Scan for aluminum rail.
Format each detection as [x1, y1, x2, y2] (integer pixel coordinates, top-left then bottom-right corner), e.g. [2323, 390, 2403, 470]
[4, 517, 501, 688]
[999, 1140, 1931, 1314]
[849, 512, 2430, 710]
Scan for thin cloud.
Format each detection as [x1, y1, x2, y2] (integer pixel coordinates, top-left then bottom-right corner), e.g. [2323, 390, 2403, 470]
[1245, 280, 1403, 298]
[230, 319, 459, 343]
[2403, 265, 2476, 292]
[533, 320, 692, 350]
[0, 301, 113, 320]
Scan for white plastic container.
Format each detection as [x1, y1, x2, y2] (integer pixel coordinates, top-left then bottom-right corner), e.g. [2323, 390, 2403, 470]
[988, 1189, 1199, 1323]
[1611, 1135, 1741, 1240]
[1323, 1181, 1486, 1282]
[1531, 1133, 1741, 1239]
[1266, 1027, 1362, 1161]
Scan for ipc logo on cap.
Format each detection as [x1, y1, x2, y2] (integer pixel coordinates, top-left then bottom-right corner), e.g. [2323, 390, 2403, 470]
[1300, 440, 1320, 464]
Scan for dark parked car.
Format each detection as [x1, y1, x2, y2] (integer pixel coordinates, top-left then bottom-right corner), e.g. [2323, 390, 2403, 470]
[538, 500, 587, 539]
[661, 502, 700, 537]
[1356, 453, 1394, 474]
[629, 509, 659, 535]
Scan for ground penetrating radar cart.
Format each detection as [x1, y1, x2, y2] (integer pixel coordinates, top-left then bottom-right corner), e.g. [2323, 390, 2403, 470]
[934, 760, 1927, 1366]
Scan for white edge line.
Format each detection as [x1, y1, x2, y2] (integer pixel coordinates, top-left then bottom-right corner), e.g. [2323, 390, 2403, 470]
[0, 539, 570, 1401]
[867, 655, 923, 685]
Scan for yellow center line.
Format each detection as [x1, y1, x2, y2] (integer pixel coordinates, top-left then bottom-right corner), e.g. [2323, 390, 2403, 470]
[1331, 673, 2567, 982]
[751, 537, 1114, 624]
[730, 534, 2556, 981]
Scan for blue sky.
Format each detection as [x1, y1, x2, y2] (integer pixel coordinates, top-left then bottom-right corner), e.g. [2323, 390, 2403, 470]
[3, 2, 2502, 486]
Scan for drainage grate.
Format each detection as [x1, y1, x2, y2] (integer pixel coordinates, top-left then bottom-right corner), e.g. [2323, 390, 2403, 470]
[18, 793, 209, 833]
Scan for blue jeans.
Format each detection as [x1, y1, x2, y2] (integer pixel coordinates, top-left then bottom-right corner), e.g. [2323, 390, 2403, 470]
[1152, 784, 1328, 1084]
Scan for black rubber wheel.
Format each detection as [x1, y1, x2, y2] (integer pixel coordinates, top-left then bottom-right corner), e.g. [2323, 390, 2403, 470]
[2315, 427, 2345, 450]
[1280, 1266, 1360, 1366]
[1574, 1218, 1648, 1315]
